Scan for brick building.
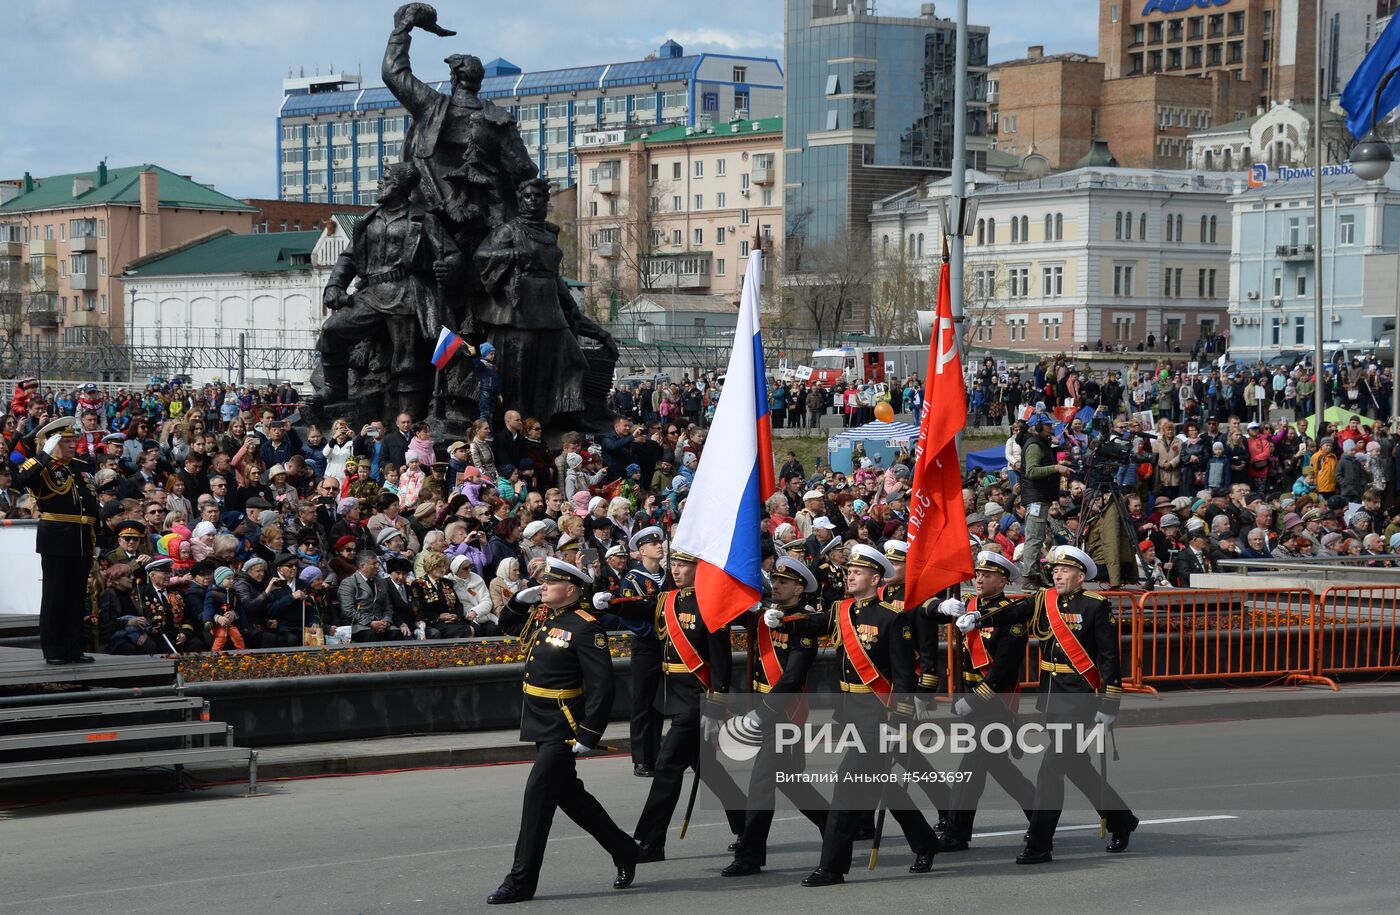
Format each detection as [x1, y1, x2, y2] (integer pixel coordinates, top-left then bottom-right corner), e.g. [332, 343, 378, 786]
[242, 198, 370, 234]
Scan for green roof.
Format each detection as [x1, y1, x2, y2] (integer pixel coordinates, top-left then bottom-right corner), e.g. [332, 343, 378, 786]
[0, 163, 256, 215]
[640, 116, 782, 145]
[124, 230, 321, 278]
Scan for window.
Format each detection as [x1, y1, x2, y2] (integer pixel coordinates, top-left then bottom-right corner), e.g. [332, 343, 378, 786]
[1272, 269, 1283, 298]
[694, 160, 704, 178]
[672, 229, 682, 245]
[1125, 212, 1133, 241]
[1270, 316, 1282, 345]
[740, 173, 751, 191]
[1007, 318, 1027, 341]
[716, 159, 726, 176]
[1201, 214, 1209, 242]
[735, 90, 749, 111]
[1139, 213, 1147, 240]
[1197, 268, 1207, 298]
[1011, 218, 1020, 244]
[1338, 214, 1355, 245]
[986, 218, 996, 244]
[882, 235, 890, 256]
[672, 195, 682, 211]
[733, 66, 747, 83]
[1113, 264, 1134, 296]
[1041, 265, 1063, 298]
[761, 188, 773, 206]
[589, 201, 598, 217]
[1008, 267, 1030, 299]
[1165, 214, 1175, 242]
[1113, 316, 1134, 342]
[1115, 212, 1123, 240]
[1020, 215, 1029, 242]
[1041, 317, 1061, 341]
[973, 267, 996, 299]
[1294, 316, 1306, 345]
[716, 227, 726, 244]
[100, 294, 108, 313]
[649, 163, 659, 183]
[826, 74, 840, 96]
[715, 258, 726, 276]
[693, 194, 703, 210]
[826, 109, 839, 131]
[1208, 215, 1218, 243]
[976, 219, 985, 245]
[673, 162, 682, 180]
[1297, 273, 1308, 297]
[917, 234, 925, 257]
[1208, 269, 1217, 298]
[739, 208, 750, 225]
[98, 257, 106, 275]
[739, 240, 750, 257]
[693, 228, 703, 245]
[716, 192, 726, 208]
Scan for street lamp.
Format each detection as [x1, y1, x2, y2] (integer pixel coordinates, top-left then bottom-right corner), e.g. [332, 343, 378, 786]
[1348, 64, 1400, 418]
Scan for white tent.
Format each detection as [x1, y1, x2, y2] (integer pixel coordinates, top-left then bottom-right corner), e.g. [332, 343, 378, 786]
[827, 420, 920, 473]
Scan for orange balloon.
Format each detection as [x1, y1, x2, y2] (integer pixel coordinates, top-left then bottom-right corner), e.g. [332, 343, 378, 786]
[874, 401, 894, 423]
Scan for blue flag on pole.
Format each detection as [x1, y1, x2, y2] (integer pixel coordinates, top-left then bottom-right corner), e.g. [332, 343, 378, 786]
[1341, 15, 1400, 140]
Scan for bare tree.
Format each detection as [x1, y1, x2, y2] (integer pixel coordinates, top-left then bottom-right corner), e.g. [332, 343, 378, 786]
[782, 226, 874, 346]
[959, 261, 1004, 350]
[579, 177, 679, 322]
[870, 251, 930, 343]
[0, 242, 31, 375]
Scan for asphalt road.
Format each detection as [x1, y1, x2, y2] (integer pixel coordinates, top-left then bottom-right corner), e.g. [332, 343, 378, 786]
[5, 713, 1399, 915]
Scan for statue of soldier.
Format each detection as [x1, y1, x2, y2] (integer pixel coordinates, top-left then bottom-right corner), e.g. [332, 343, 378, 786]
[309, 162, 460, 419]
[475, 178, 618, 426]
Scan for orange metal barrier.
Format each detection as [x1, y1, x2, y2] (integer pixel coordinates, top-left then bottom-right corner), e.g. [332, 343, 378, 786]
[1313, 586, 1400, 681]
[1133, 588, 1335, 690]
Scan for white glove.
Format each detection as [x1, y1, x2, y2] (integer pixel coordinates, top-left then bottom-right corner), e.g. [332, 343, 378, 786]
[701, 714, 722, 742]
[914, 697, 932, 721]
[1093, 711, 1116, 727]
[571, 740, 593, 755]
[762, 607, 784, 629]
[937, 597, 966, 618]
[591, 592, 612, 609]
[514, 586, 542, 604]
[43, 433, 62, 455]
[955, 610, 981, 633]
[952, 698, 973, 718]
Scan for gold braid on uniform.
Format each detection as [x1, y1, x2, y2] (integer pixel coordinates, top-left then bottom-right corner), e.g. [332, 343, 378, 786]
[1029, 589, 1053, 641]
[40, 465, 75, 497]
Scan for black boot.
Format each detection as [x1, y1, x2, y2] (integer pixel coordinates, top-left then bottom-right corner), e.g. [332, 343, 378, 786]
[1016, 846, 1053, 865]
[1106, 814, 1140, 853]
[801, 868, 844, 887]
[721, 860, 762, 877]
[487, 881, 533, 904]
[909, 850, 936, 873]
[635, 842, 665, 864]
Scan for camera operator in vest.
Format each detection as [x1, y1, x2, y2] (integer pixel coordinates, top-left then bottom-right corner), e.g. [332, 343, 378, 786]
[1019, 414, 1073, 587]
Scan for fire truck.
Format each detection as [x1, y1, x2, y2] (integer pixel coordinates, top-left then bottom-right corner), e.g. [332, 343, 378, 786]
[799, 345, 929, 385]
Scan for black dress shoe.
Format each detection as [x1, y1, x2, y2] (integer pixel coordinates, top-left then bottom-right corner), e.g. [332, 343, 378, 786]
[801, 868, 844, 887]
[1016, 848, 1053, 865]
[45, 658, 72, 665]
[939, 837, 970, 852]
[633, 764, 654, 778]
[727, 838, 741, 851]
[614, 860, 637, 889]
[487, 882, 533, 904]
[68, 655, 96, 664]
[721, 861, 762, 877]
[1106, 814, 1140, 853]
[635, 843, 665, 863]
[909, 851, 935, 873]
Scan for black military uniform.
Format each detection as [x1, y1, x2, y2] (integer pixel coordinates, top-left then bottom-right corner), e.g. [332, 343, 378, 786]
[616, 527, 669, 776]
[628, 552, 748, 860]
[1016, 547, 1137, 864]
[813, 546, 846, 608]
[940, 554, 1037, 850]
[723, 558, 830, 875]
[807, 545, 937, 886]
[488, 560, 637, 905]
[16, 421, 99, 663]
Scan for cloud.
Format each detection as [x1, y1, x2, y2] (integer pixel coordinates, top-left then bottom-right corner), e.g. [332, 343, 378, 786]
[659, 28, 784, 56]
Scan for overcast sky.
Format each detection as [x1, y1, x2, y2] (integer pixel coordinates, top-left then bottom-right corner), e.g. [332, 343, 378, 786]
[2, 0, 1099, 199]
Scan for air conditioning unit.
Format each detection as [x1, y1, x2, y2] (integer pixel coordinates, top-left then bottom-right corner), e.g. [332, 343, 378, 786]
[1330, 313, 1342, 323]
[1246, 291, 1259, 300]
[1230, 315, 1243, 326]
[740, 189, 750, 197]
[1269, 296, 1282, 307]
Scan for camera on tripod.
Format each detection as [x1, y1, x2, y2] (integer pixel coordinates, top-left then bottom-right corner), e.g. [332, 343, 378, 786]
[1083, 420, 1154, 487]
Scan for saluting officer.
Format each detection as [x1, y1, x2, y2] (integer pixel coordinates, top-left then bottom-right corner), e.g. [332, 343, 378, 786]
[595, 548, 748, 862]
[934, 551, 1037, 851]
[804, 543, 938, 888]
[720, 556, 830, 877]
[619, 525, 669, 777]
[960, 546, 1138, 864]
[16, 417, 99, 664]
[487, 557, 638, 905]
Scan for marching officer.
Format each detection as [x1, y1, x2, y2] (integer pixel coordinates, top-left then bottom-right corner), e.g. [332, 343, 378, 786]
[960, 545, 1138, 864]
[804, 543, 938, 887]
[594, 548, 747, 863]
[619, 525, 669, 777]
[720, 556, 830, 877]
[15, 417, 99, 664]
[487, 557, 638, 904]
[934, 551, 1037, 851]
[814, 537, 847, 607]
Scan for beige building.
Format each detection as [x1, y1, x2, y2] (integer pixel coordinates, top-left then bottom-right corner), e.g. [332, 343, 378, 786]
[0, 163, 255, 346]
[573, 117, 782, 317]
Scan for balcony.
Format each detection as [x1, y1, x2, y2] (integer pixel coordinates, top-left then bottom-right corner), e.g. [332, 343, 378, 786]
[644, 253, 712, 290]
[596, 176, 620, 195]
[70, 265, 97, 291]
[752, 164, 774, 185]
[26, 300, 60, 327]
[1276, 243, 1314, 262]
[69, 234, 98, 253]
[1, 240, 23, 259]
[29, 238, 55, 256]
[68, 309, 102, 328]
[597, 241, 619, 258]
[29, 268, 58, 292]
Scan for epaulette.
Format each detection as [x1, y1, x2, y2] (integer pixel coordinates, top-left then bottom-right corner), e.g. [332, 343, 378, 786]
[19, 458, 37, 472]
[1083, 590, 1108, 601]
[575, 609, 596, 622]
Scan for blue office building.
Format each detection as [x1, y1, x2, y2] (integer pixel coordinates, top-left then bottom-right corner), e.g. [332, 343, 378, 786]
[276, 41, 783, 203]
[783, 0, 989, 252]
[1228, 166, 1400, 358]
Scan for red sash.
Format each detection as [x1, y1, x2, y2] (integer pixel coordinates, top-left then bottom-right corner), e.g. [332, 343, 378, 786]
[757, 621, 784, 687]
[1043, 589, 1103, 690]
[965, 596, 992, 670]
[663, 590, 711, 690]
[836, 598, 893, 706]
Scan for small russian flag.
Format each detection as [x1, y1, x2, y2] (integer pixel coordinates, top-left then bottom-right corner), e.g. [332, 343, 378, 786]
[430, 326, 464, 370]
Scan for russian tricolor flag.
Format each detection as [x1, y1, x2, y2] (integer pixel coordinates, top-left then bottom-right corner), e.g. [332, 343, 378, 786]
[671, 249, 775, 630]
[430, 326, 464, 370]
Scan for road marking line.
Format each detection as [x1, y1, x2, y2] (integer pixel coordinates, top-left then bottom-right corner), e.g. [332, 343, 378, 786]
[973, 814, 1238, 839]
